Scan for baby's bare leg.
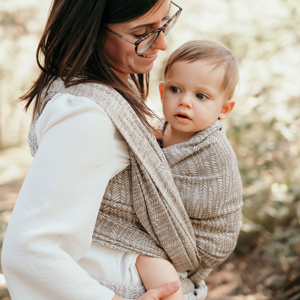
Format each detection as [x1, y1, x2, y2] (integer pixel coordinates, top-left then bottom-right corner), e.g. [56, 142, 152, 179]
[136, 255, 183, 300]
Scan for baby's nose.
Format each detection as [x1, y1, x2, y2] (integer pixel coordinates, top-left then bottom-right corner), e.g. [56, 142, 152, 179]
[179, 96, 193, 108]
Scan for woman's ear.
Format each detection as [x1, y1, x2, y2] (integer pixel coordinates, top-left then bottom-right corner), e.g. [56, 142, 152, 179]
[219, 100, 235, 119]
[159, 82, 164, 103]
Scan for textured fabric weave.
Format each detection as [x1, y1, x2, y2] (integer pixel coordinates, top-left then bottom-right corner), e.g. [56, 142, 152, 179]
[29, 78, 198, 272]
[28, 79, 243, 299]
[162, 120, 243, 281]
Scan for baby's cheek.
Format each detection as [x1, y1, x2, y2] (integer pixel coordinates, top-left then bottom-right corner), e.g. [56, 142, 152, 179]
[194, 115, 211, 131]
[162, 105, 172, 122]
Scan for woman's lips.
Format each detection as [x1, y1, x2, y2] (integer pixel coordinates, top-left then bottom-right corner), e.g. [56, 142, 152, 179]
[140, 53, 156, 58]
[138, 53, 158, 62]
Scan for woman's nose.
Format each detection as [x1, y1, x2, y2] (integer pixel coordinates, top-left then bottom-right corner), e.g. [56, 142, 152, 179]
[152, 31, 168, 51]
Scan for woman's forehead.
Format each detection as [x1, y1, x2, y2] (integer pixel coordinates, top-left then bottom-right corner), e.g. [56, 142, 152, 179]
[126, 0, 171, 29]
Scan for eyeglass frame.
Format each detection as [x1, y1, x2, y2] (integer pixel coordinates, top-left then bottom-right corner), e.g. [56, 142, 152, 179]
[103, 1, 183, 54]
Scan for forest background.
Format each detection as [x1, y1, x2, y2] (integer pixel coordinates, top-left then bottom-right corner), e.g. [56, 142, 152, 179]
[0, 0, 299, 299]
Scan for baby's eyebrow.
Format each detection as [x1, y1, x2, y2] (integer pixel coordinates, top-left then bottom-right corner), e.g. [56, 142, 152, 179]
[197, 86, 216, 96]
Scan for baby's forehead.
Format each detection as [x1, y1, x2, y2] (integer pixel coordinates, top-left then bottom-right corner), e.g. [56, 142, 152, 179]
[165, 59, 226, 76]
[164, 59, 226, 81]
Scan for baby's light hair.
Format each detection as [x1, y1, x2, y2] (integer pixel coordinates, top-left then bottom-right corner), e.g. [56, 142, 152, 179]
[164, 39, 239, 99]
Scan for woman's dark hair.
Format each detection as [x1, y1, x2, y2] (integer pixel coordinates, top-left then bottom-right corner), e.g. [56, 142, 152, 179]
[21, 0, 164, 133]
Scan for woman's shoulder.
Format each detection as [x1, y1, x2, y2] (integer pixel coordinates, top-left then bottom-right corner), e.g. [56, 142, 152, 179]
[45, 78, 117, 106]
[30, 93, 128, 162]
[41, 91, 110, 118]
[36, 92, 114, 141]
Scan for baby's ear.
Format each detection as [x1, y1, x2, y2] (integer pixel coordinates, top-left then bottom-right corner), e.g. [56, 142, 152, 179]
[159, 82, 164, 103]
[219, 100, 235, 119]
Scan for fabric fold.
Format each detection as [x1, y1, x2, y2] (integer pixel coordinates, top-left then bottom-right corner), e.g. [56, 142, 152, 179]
[29, 78, 199, 272]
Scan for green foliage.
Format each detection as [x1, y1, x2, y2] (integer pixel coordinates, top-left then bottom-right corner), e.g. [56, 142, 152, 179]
[264, 228, 300, 267]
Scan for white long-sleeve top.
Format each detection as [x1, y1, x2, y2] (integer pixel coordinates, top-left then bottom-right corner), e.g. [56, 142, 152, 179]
[2, 93, 144, 300]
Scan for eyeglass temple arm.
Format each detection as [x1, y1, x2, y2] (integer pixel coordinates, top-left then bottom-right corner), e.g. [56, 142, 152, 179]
[171, 1, 183, 11]
[105, 27, 137, 45]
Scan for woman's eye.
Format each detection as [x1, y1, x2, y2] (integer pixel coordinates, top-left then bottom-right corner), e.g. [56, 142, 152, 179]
[196, 93, 208, 100]
[134, 31, 149, 39]
[163, 13, 171, 22]
[171, 86, 181, 93]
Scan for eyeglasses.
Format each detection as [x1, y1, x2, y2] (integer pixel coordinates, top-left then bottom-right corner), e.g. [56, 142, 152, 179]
[104, 1, 183, 54]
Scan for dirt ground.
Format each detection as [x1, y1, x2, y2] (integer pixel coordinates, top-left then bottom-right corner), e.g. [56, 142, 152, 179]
[0, 146, 299, 300]
[205, 249, 300, 299]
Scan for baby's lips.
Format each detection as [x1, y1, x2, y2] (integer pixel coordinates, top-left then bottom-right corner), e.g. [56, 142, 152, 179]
[175, 112, 191, 120]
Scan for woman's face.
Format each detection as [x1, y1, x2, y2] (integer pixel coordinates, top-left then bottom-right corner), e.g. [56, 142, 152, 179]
[103, 0, 170, 83]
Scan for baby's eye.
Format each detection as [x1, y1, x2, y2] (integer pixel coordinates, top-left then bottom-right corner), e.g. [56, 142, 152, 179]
[196, 93, 208, 100]
[171, 86, 181, 93]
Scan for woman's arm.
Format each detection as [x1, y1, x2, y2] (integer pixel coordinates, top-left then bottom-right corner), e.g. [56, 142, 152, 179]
[112, 282, 180, 300]
[1, 94, 123, 300]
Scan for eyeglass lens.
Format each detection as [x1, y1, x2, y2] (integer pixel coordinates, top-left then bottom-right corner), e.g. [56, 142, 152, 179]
[137, 32, 159, 54]
[136, 10, 181, 54]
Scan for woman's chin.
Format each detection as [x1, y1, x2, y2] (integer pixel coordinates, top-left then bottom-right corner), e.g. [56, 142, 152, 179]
[136, 63, 154, 74]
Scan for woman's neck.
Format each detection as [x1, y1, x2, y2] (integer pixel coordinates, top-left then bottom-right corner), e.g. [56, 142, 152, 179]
[163, 123, 195, 148]
[111, 67, 129, 84]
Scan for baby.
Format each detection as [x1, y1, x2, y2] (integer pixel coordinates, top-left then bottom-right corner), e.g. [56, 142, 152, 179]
[136, 39, 243, 300]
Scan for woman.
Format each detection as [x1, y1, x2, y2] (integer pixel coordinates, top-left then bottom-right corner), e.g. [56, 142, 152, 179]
[1, 0, 188, 299]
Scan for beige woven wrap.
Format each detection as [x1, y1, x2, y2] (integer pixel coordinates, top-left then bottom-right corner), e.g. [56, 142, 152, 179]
[29, 79, 243, 300]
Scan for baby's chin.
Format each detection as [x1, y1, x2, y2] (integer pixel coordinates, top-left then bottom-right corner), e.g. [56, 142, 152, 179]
[168, 122, 199, 134]
[167, 117, 217, 133]
[181, 120, 220, 133]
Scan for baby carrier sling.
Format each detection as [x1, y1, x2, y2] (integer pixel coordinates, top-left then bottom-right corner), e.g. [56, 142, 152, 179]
[29, 78, 243, 300]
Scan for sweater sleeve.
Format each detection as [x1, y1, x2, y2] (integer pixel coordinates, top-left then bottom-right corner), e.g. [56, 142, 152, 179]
[1, 93, 126, 300]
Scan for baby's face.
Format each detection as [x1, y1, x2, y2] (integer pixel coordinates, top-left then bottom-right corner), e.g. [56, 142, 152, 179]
[160, 60, 234, 134]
